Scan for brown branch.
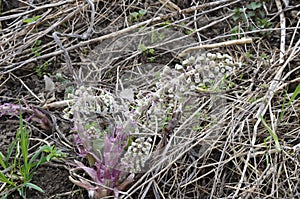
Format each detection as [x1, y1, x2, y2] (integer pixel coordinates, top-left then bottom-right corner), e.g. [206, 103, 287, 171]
[177, 37, 253, 58]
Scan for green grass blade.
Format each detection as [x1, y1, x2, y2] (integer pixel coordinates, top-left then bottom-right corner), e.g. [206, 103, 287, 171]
[26, 182, 45, 193]
[6, 139, 17, 167]
[289, 83, 300, 104]
[29, 145, 52, 168]
[19, 107, 30, 182]
[20, 127, 29, 166]
[28, 149, 44, 166]
[259, 115, 281, 152]
[0, 152, 7, 169]
[279, 93, 287, 120]
[0, 172, 15, 186]
[280, 84, 300, 120]
[0, 195, 8, 199]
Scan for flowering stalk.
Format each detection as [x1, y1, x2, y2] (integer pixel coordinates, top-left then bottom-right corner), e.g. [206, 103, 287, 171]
[70, 117, 134, 198]
[69, 84, 137, 197]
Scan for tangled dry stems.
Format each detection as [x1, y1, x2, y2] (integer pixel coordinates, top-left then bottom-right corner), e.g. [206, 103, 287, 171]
[1, 0, 300, 198]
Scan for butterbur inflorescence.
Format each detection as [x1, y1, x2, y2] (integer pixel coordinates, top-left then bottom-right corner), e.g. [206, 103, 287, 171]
[121, 137, 152, 173]
[69, 51, 241, 198]
[174, 52, 238, 91]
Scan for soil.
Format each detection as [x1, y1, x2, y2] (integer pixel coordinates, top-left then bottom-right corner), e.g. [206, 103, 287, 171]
[21, 165, 87, 199]
[1, 0, 300, 198]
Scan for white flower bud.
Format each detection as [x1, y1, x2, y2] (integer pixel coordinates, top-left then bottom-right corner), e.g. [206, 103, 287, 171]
[208, 72, 215, 79]
[194, 64, 201, 70]
[175, 64, 183, 70]
[220, 67, 226, 74]
[216, 52, 223, 59]
[224, 54, 233, 60]
[197, 55, 206, 62]
[194, 72, 200, 78]
[188, 56, 196, 63]
[209, 60, 216, 66]
[214, 66, 220, 73]
[225, 59, 233, 65]
[186, 77, 192, 83]
[131, 142, 137, 146]
[190, 84, 196, 90]
[182, 59, 189, 65]
[225, 66, 233, 71]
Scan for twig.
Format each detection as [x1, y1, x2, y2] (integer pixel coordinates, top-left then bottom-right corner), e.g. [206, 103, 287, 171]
[0, 0, 74, 21]
[159, 0, 181, 11]
[275, 0, 286, 64]
[10, 73, 43, 103]
[287, 12, 300, 51]
[48, 189, 82, 199]
[52, 32, 79, 83]
[177, 37, 253, 57]
[42, 99, 73, 109]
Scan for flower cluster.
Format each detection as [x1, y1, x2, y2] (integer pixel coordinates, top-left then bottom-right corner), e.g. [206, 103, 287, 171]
[63, 85, 118, 120]
[121, 137, 152, 173]
[69, 52, 241, 198]
[175, 52, 239, 90]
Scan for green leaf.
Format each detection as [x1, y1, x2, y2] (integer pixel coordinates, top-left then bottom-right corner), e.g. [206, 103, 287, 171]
[40, 145, 52, 153]
[259, 10, 265, 18]
[130, 12, 139, 21]
[232, 8, 243, 21]
[26, 182, 45, 193]
[29, 148, 43, 166]
[139, 9, 147, 16]
[33, 16, 41, 21]
[23, 18, 35, 23]
[34, 39, 41, 46]
[230, 25, 240, 40]
[23, 15, 40, 24]
[139, 44, 147, 52]
[148, 57, 155, 62]
[148, 48, 155, 55]
[280, 84, 300, 120]
[247, 11, 255, 17]
[20, 126, 29, 179]
[130, 12, 138, 17]
[0, 152, 7, 169]
[0, 194, 8, 199]
[290, 83, 300, 103]
[46, 154, 52, 162]
[259, 115, 281, 152]
[159, 20, 172, 27]
[0, 172, 15, 186]
[18, 109, 32, 182]
[247, 2, 262, 10]
[92, 138, 105, 153]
